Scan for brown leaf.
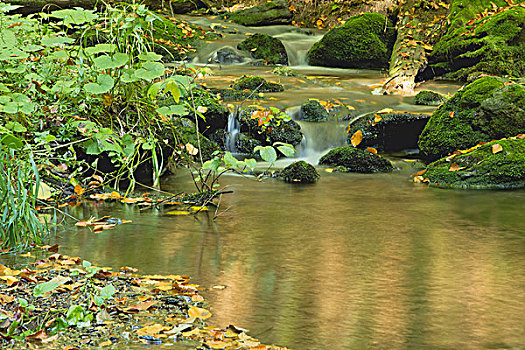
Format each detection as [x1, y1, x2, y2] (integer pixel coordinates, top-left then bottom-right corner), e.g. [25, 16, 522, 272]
[491, 143, 503, 154]
[351, 130, 363, 147]
[25, 329, 49, 342]
[124, 300, 159, 313]
[188, 306, 212, 320]
[0, 294, 15, 305]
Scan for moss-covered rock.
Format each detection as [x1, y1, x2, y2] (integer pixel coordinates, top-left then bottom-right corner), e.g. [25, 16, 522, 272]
[298, 100, 356, 122]
[235, 133, 263, 155]
[307, 13, 395, 69]
[277, 161, 319, 184]
[174, 121, 220, 161]
[418, 76, 525, 161]
[237, 107, 303, 146]
[237, 33, 288, 65]
[179, 88, 229, 137]
[272, 66, 298, 76]
[319, 147, 394, 173]
[348, 112, 431, 152]
[424, 138, 525, 189]
[206, 87, 266, 102]
[414, 90, 449, 106]
[425, 3, 525, 81]
[227, 0, 292, 26]
[230, 76, 284, 93]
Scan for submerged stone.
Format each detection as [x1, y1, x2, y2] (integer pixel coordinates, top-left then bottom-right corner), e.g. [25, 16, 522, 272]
[230, 76, 284, 93]
[347, 112, 431, 152]
[237, 33, 288, 65]
[227, 0, 292, 26]
[307, 13, 395, 69]
[418, 76, 525, 161]
[277, 161, 319, 184]
[424, 138, 525, 189]
[414, 90, 449, 106]
[319, 147, 394, 173]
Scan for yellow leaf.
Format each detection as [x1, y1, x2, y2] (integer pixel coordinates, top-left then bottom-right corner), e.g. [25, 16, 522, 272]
[250, 47, 257, 51]
[37, 182, 53, 200]
[185, 143, 199, 156]
[366, 147, 378, 154]
[492, 143, 503, 154]
[166, 211, 191, 215]
[449, 111, 455, 118]
[188, 306, 212, 320]
[372, 114, 382, 126]
[448, 163, 465, 172]
[98, 340, 112, 347]
[377, 108, 393, 114]
[351, 130, 363, 147]
[74, 185, 85, 196]
[182, 328, 200, 337]
[196, 106, 208, 113]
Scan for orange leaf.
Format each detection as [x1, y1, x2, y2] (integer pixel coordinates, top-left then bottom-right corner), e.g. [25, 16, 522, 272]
[351, 130, 363, 147]
[371, 114, 382, 126]
[123, 300, 159, 313]
[449, 163, 462, 172]
[188, 306, 212, 320]
[74, 185, 85, 196]
[449, 111, 454, 118]
[366, 147, 378, 154]
[412, 169, 427, 177]
[491, 143, 503, 154]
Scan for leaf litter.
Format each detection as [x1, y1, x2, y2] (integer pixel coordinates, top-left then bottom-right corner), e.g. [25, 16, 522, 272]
[0, 249, 289, 349]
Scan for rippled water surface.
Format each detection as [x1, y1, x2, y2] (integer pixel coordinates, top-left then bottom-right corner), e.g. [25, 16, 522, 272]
[57, 165, 525, 350]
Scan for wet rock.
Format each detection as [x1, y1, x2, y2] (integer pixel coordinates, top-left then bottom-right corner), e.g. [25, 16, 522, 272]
[237, 106, 303, 147]
[414, 90, 448, 106]
[319, 147, 394, 173]
[298, 100, 356, 122]
[424, 5, 525, 81]
[180, 88, 229, 136]
[237, 33, 288, 65]
[143, 0, 206, 14]
[174, 119, 220, 161]
[230, 76, 284, 93]
[307, 13, 395, 69]
[211, 47, 246, 64]
[272, 66, 299, 76]
[418, 76, 525, 161]
[424, 138, 525, 189]
[206, 87, 266, 102]
[235, 133, 263, 155]
[227, 0, 292, 26]
[277, 161, 319, 184]
[347, 112, 431, 152]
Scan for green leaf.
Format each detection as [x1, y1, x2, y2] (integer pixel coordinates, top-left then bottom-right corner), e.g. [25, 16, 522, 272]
[165, 80, 180, 103]
[1, 134, 23, 149]
[203, 157, 221, 174]
[93, 52, 129, 70]
[0, 83, 9, 92]
[50, 8, 98, 25]
[84, 74, 114, 94]
[147, 81, 162, 100]
[33, 276, 70, 297]
[245, 158, 257, 171]
[276, 145, 295, 158]
[134, 61, 165, 80]
[41, 36, 75, 47]
[138, 51, 162, 61]
[156, 104, 188, 117]
[84, 44, 116, 56]
[254, 146, 277, 165]
[100, 284, 116, 299]
[224, 152, 239, 168]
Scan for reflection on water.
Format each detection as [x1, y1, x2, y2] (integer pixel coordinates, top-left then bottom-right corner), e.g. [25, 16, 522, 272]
[57, 167, 525, 350]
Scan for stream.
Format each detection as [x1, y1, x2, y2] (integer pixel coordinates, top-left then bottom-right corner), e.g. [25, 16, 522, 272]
[55, 15, 524, 350]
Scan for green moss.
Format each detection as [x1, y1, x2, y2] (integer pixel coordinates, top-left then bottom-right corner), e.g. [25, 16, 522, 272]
[178, 88, 228, 136]
[237, 107, 302, 146]
[227, 0, 291, 26]
[307, 13, 396, 69]
[235, 133, 262, 155]
[272, 67, 298, 76]
[425, 138, 525, 189]
[418, 76, 525, 160]
[206, 87, 266, 102]
[414, 90, 449, 106]
[429, 3, 525, 80]
[278, 161, 319, 184]
[176, 124, 219, 161]
[230, 76, 284, 93]
[319, 147, 394, 173]
[237, 33, 288, 65]
[299, 100, 356, 122]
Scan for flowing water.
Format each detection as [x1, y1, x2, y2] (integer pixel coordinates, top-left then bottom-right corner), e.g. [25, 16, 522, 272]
[35, 15, 525, 350]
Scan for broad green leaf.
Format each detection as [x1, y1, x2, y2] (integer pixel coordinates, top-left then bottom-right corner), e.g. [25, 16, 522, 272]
[203, 157, 221, 174]
[245, 158, 257, 171]
[84, 74, 114, 94]
[255, 146, 277, 165]
[121, 134, 135, 157]
[100, 284, 116, 299]
[138, 51, 162, 61]
[33, 276, 70, 297]
[147, 81, 162, 100]
[50, 8, 98, 25]
[41, 36, 75, 47]
[224, 152, 239, 168]
[276, 145, 295, 157]
[93, 52, 129, 70]
[156, 104, 188, 117]
[84, 44, 116, 56]
[134, 61, 164, 80]
[165, 80, 180, 102]
[0, 134, 23, 149]
[0, 83, 9, 92]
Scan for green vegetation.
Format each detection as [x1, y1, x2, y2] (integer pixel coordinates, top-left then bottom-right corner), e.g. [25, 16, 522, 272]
[237, 33, 288, 65]
[227, 0, 292, 26]
[418, 77, 525, 161]
[415, 90, 449, 106]
[307, 13, 395, 68]
[230, 76, 284, 92]
[425, 138, 525, 189]
[319, 147, 394, 173]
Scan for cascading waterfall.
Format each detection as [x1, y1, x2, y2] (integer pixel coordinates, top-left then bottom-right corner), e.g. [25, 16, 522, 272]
[225, 112, 240, 153]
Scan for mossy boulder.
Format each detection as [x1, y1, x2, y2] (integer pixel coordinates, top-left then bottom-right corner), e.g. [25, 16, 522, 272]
[425, 4, 525, 81]
[414, 90, 449, 106]
[348, 112, 431, 152]
[237, 107, 303, 147]
[235, 133, 263, 155]
[277, 161, 319, 184]
[319, 147, 394, 173]
[175, 121, 220, 161]
[298, 100, 356, 122]
[272, 66, 298, 76]
[424, 138, 525, 189]
[227, 0, 292, 26]
[230, 76, 284, 93]
[180, 88, 229, 137]
[237, 33, 288, 65]
[418, 76, 525, 161]
[307, 13, 395, 69]
[206, 87, 266, 102]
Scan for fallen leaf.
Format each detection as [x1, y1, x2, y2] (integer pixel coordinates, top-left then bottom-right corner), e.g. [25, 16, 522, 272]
[372, 114, 382, 126]
[366, 147, 378, 154]
[491, 143, 503, 154]
[188, 306, 212, 320]
[0, 294, 15, 305]
[449, 163, 463, 172]
[351, 130, 363, 147]
[124, 300, 158, 313]
[449, 111, 454, 118]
